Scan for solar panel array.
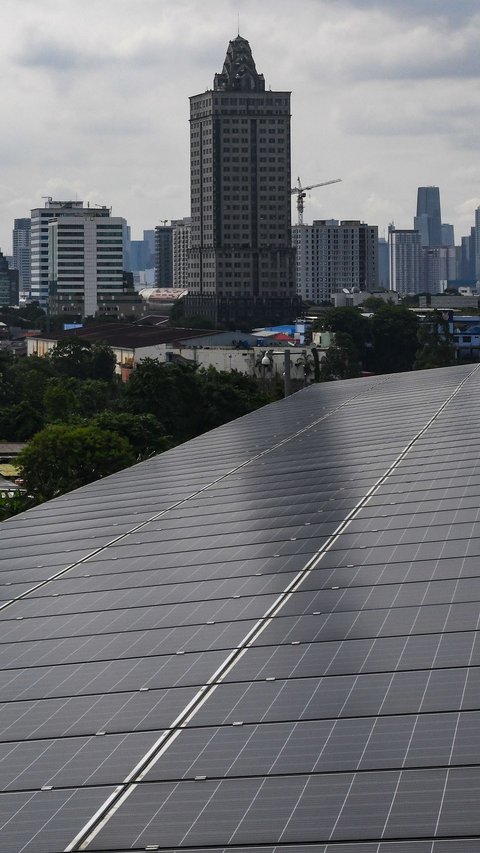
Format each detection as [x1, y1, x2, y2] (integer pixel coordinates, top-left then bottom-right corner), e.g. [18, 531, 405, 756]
[1, 364, 480, 852]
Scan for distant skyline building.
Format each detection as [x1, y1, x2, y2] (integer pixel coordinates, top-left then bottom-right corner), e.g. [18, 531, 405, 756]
[378, 236, 390, 290]
[172, 218, 191, 289]
[12, 218, 31, 299]
[154, 224, 173, 287]
[475, 206, 480, 280]
[441, 223, 455, 247]
[186, 35, 298, 326]
[293, 220, 378, 303]
[388, 226, 423, 295]
[414, 186, 442, 247]
[0, 249, 19, 307]
[128, 230, 155, 273]
[423, 245, 457, 294]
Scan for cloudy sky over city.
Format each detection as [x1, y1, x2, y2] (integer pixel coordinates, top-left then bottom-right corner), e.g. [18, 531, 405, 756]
[2, 0, 480, 251]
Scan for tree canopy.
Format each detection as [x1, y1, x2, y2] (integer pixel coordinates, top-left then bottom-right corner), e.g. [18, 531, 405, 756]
[47, 338, 116, 382]
[17, 424, 136, 501]
[370, 305, 419, 374]
[414, 311, 456, 370]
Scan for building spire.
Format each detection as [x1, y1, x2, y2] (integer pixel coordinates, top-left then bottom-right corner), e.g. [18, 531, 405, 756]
[214, 35, 265, 92]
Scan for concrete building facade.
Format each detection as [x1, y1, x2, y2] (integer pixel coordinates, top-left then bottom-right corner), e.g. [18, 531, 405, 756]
[154, 225, 173, 287]
[293, 219, 378, 303]
[0, 250, 19, 307]
[172, 218, 191, 289]
[423, 245, 457, 294]
[388, 227, 423, 295]
[47, 206, 127, 317]
[12, 218, 31, 299]
[186, 35, 298, 326]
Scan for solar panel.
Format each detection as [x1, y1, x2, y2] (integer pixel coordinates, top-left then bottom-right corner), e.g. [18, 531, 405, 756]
[1, 365, 480, 851]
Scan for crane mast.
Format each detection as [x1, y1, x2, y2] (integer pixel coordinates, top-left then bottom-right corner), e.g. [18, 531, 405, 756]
[291, 177, 342, 225]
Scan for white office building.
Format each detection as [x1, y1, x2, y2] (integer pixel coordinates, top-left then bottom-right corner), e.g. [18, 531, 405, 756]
[31, 200, 127, 315]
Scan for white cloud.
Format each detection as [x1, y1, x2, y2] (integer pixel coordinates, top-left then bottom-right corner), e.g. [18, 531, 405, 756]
[1, 0, 480, 252]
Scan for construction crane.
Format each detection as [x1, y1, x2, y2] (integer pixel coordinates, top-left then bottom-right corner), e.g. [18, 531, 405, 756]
[291, 177, 342, 225]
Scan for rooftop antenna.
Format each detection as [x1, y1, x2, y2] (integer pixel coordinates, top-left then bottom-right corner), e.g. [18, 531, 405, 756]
[237, 12, 240, 36]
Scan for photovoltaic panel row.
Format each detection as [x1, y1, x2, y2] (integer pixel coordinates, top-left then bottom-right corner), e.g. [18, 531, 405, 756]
[1, 365, 480, 852]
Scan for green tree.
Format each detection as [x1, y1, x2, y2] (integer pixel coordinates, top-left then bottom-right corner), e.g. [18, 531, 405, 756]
[0, 351, 15, 406]
[47, 338, 95, 379]
[91, 342, 117, 382]
[169, 299, 185, 326]
[44, 378, 80, 423]
[0, 491, 37, 522]
[44, 376, 118, 423]
[196, 368, 270, 432]
[0, 401, 44, 441]
[17, 423, 136, 501]
[319, 332, 361, 381]
[317, 307, 372, 369]
[47, 338, 116, 382]
[362, 296, 390, 313]
[371, 305, 419, 373]
[123, 359, 204, 442]
[91, 412, 172, 459]
[3, 355, 56, 411]
[414, 312, 456, 369]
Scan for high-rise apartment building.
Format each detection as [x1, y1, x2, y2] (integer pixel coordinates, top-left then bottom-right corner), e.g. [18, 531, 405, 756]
[12, 218, 31, 299]
[388, 226, 423, 295]
[414, 186, 442, 247]
[424, 246, 457, 293]
[474, 206, 480, 280]
[293, 220, 378, 303]
[186, 35, 298, 326]
[0, 250, 19, 307]
[154, 224, 173, 287]
[172, 218, 191, 289]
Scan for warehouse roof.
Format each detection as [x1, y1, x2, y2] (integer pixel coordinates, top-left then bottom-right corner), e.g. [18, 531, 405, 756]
[35, 323, 215, 349]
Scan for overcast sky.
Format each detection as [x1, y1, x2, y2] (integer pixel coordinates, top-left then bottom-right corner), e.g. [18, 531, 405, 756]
[2, 0, 480, 252]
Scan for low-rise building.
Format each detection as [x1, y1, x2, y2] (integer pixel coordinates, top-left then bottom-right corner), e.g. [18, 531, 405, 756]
[26, 323, 328, 385]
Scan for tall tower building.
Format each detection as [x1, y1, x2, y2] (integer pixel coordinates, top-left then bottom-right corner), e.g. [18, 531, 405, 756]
[186, 35, 298, 327]
[414, 186, 442, 247]
[12, 218, 31, 299]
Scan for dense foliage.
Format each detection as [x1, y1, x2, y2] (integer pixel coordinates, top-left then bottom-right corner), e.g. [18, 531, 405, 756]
[0, 306, 460, 519]
[0, 338, 274, 516]
[17, 424, 136, 501]
[314, 302, 463, 375]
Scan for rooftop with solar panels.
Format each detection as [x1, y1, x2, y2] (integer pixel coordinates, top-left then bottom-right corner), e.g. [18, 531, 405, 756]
[1, 365, 480, 852]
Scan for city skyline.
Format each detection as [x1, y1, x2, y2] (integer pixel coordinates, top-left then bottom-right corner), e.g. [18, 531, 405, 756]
[2, 0, 480, 252]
